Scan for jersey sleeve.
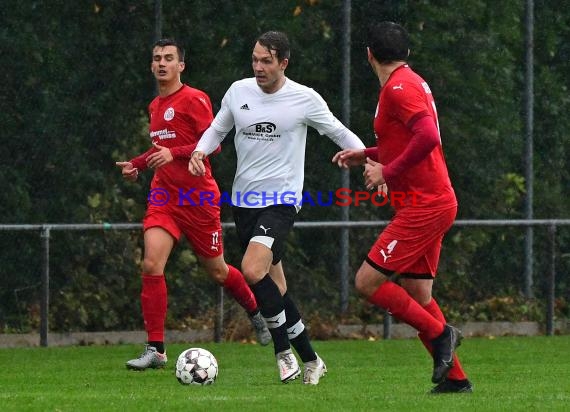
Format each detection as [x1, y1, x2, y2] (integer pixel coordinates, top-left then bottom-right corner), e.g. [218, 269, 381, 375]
[189, 92, 214, 135]
[304, 89, 342, 135]
[382, 115, 440, 181]
[170, 92, 214, 159]
[129, 146, 156, 171]
[170, 143, 198, 159]
[304, 89, 365, 149]
[384, 82, 430, 128]
[364, 147, 378, 161]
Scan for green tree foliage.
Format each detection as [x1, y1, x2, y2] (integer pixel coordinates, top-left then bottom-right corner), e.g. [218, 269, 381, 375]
[0, 0, 568, 332]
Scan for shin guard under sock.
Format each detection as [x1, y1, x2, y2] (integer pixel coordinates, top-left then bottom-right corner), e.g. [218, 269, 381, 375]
[141, 274, 167, 343]
[223, 264, 258, 314]
[420, 298, 467, 380]
[283, 292, 316, 363]
[250, 275, 289, 354]
[368, 281, 444, 340]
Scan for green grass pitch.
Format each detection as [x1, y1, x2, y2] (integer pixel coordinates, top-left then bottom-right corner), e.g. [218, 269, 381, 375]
[1, 336, 569, 411]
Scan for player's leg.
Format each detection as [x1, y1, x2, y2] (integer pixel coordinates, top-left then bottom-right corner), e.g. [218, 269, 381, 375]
[355, 260, 445, 339]
[271, 262, 327, 385]
[401, 277, 472, 393]
[370, 206, 462, 383]
[420, 299, 472, 393]
[198, 253, 271, 346]
[356, 260, 460, 383]
[126, 224, 176, 370]
[243, 242, 300, 382]
[235, 205, 300, 383]
[401, 219, 470, 391]
[177, 204, 271, 346]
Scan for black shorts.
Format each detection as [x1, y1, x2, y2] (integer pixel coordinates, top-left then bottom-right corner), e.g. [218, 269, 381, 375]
[232, 205, 297, 265]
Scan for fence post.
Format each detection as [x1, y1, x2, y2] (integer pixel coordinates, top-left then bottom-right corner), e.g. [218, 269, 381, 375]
[214, 287, 224, 343]
[40, 226, 51, 347]
[546, 224, 556, 336]
[523, 0, 535, 299]
[339, 0, 352, 314]
[383, 312, 392, 339]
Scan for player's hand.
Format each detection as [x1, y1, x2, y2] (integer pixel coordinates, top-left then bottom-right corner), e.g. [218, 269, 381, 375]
[332, 149, 366, 168]
[189, 151, 206, 176]
[363, 157, 385, 190]
[146, 142, 173, 169]
[115, 161, 138, 182]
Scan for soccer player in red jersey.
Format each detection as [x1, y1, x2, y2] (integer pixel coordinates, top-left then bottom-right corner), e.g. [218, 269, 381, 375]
[116, 39, 270, 370]
[333, 22, 472, 393]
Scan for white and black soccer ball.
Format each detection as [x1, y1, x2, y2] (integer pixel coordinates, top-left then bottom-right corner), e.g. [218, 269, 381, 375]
[175, 347, 218, 385]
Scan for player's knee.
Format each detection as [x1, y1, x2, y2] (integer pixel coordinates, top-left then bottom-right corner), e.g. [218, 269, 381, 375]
[207, 266, 227, 285]
[400, 277, 433, 306]
[274, 280, 287, 296]
[241, 265, 264, 284]
[354, 271, 372, 297]
[408, 291, 431, 306]
[142, 256, 162, 274]
[355, 269, 387, 298]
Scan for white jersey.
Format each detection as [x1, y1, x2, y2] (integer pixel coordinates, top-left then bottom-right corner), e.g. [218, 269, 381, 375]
[196, 77, 365, 207]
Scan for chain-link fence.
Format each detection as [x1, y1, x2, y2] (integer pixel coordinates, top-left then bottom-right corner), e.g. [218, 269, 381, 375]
[1, 219, 568, 346]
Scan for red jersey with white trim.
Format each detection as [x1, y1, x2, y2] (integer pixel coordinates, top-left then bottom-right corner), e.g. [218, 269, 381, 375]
[374, 64, 456, 210]
[130, 85, 220, 211]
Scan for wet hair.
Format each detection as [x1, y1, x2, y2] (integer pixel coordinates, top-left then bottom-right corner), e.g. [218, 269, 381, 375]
[256, 31, 290, 62]
[367, 21, 409, 63]
[152, 38, 185, 62]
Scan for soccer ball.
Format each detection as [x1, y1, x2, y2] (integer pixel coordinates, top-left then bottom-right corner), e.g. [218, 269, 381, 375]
[175, 347, 218, 385]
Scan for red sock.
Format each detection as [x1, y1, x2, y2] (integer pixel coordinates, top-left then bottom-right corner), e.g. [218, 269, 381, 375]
[223, 265, 258, 314]
[369, 281, 444, 340]
[419, 298, 467, 380]
[141, 274, 167, 342]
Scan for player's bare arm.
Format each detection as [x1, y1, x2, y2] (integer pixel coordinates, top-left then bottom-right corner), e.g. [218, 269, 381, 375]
[115, 161, 138, 182]
[189, 151, 207, 176]
[332, 148, 367, 168]
[363, 157, 385, 190]
[146, 142, 173, 169]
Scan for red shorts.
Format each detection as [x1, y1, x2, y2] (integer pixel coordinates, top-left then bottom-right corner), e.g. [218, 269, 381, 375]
[367, 206, 457, 277]
[143, 205, 223, 258]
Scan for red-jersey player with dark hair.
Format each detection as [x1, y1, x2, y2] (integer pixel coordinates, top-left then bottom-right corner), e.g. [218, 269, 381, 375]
[116, 39, 270, 371]
[333, 22, 472, 393]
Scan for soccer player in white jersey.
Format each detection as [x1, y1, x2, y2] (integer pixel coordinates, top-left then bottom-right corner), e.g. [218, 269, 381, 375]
[189, 31, 365, 385]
